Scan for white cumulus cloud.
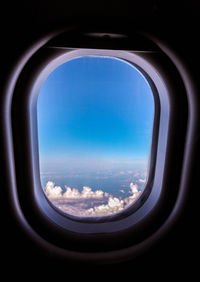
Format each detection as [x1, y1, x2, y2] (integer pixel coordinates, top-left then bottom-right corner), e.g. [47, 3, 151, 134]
[44, 181, 142, 217]
[87, 196, 124, 216]
[63, 186, 81, 199]
[62, 185, 105, 199]
[45, 181, 63, 198]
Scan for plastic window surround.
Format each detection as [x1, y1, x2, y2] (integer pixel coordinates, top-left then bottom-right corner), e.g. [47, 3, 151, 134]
[3, 30, 194, 261]
[27, 48, 166, 233]
[35, 51, 158, 222]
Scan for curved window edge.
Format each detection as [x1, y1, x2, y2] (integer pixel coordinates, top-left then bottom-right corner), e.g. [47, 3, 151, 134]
[1, 30, 194, 262]
[26, 48, 165, 233]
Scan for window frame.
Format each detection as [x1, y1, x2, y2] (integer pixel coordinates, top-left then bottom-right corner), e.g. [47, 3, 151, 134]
[18, 47, 166, 234]
[35, 50, 159, 223]
[3, 29, 192, 260]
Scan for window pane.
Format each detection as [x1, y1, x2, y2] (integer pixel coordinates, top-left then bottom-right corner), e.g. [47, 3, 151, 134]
[37, 56, 154, 217]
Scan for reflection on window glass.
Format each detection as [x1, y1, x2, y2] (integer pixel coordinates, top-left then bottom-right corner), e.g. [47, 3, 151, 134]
[37, 56, 154, 217]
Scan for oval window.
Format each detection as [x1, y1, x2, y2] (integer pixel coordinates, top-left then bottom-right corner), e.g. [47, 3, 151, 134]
[37, 56, 154, 217]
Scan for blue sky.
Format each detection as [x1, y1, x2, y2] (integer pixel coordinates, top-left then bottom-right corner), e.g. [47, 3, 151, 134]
[37, 56, 154, 172]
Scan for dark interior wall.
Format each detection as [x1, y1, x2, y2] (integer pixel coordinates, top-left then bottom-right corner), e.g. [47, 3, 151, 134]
[1, 0, 200, 64]
[0, 0, 199, 276]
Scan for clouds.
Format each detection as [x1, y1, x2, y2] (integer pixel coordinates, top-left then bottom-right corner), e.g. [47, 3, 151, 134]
[86, 196, 125, 216]
[130, 182, 139, 193]
[137, 178, 146, 183]
[123, 182, 141, 207]
[80, 186, 105, 199]
[44, 181, 141, 217]
[46, 181, 106, 200]
[45, 181, 62, 198]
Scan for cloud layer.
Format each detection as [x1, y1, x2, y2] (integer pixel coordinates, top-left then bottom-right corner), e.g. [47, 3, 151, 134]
[45, 181, 141, 217]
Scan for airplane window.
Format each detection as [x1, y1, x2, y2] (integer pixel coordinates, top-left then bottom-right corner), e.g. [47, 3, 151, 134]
[37, 56, 154, 217]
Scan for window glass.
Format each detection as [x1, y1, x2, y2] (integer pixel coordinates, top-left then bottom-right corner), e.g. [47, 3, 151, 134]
[37, 56, 154, 217]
